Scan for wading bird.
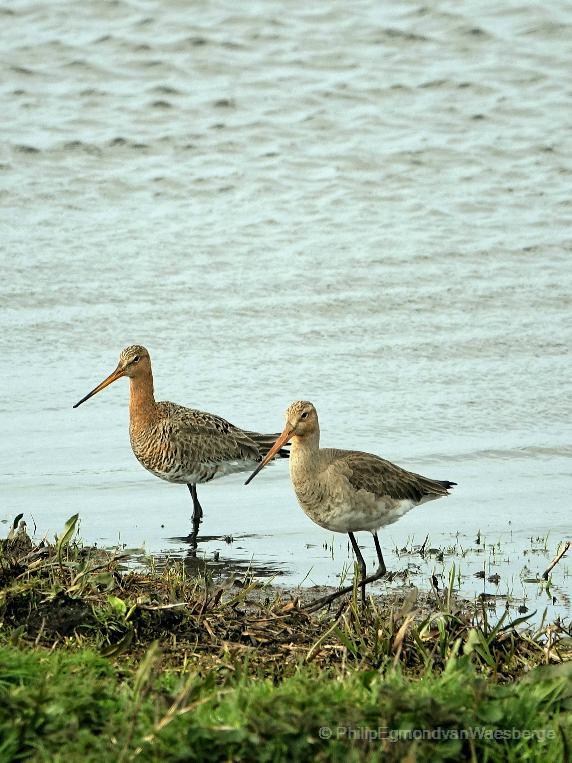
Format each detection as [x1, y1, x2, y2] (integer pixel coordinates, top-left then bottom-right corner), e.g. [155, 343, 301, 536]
[246, 401, 455, 609]
[73, 345, 288, 548]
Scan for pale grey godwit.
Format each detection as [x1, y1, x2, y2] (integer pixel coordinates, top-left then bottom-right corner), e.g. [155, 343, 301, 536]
[246, 401, 455, 609]
[73, 345, 288, 548]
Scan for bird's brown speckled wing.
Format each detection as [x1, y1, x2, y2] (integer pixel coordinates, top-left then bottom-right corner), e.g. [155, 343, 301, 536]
[159, 402, 263, 465]
[326, 449, 454, 503]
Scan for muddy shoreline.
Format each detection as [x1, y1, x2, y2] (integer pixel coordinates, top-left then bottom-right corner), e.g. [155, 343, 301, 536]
[2, 520, 570, 679]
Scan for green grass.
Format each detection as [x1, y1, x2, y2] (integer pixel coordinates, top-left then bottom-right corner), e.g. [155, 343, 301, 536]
[1, 642, 570, 762]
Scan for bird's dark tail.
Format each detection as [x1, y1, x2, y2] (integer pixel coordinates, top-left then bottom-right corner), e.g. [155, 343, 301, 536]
[418, 476, 456, 497]
[246, 431, 290, 460]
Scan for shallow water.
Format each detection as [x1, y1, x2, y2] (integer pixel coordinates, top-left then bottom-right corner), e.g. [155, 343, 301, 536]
[1, 1, 571, 620]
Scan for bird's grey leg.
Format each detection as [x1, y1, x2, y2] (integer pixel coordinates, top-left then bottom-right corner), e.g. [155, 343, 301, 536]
[348, 532, 367, 605]
[372, 532, 387, 576]
[186, 484, 204, 549]
[304, 534, 388, 613]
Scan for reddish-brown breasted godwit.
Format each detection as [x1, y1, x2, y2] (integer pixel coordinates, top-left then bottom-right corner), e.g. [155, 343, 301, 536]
[73, 345, 288, 547]
[246, 401, 455, 609]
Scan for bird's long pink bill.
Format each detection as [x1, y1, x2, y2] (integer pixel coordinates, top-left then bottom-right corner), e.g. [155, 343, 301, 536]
[73, 367, 124, 408]
[245, 427, 292, 485]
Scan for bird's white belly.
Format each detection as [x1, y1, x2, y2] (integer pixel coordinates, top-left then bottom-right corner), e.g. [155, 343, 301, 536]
[141, 458, 259, 485]
[295, 477, 436, 534]
[303, 498, 417, 533]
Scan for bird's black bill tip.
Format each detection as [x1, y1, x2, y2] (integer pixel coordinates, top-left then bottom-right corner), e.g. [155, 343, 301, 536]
[244, 463, 264, 486]
[72, 368, 124, 410]
[245, 428, 292, 485]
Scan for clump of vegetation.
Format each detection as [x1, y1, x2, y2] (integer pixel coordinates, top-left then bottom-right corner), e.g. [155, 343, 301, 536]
[1, 515, 571, 760]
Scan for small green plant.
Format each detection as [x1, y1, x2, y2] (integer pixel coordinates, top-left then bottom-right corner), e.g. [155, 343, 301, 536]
[55, 512, 79, 569]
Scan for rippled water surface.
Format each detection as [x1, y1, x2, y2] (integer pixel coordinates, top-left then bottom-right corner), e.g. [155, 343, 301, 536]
[1, 1, 571, 619]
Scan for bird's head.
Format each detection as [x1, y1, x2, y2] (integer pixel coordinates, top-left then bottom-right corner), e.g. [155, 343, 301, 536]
[73, 345, 151, 408]
[283, 400, 318, 439]
[245, 400, 319, 485]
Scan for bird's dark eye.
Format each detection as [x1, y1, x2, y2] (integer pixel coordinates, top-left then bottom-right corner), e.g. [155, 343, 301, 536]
[301, 412, 308, 420]
[132, 355, 140, 364]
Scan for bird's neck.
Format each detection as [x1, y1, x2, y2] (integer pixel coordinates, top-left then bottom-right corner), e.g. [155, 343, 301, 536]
[290, 428, 320, 476]
[128, 372, 157, 430]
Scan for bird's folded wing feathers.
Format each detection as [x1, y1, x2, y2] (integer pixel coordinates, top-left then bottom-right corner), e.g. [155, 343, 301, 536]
[331, 450, 450, 503]
[160, 403, 261, 464]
